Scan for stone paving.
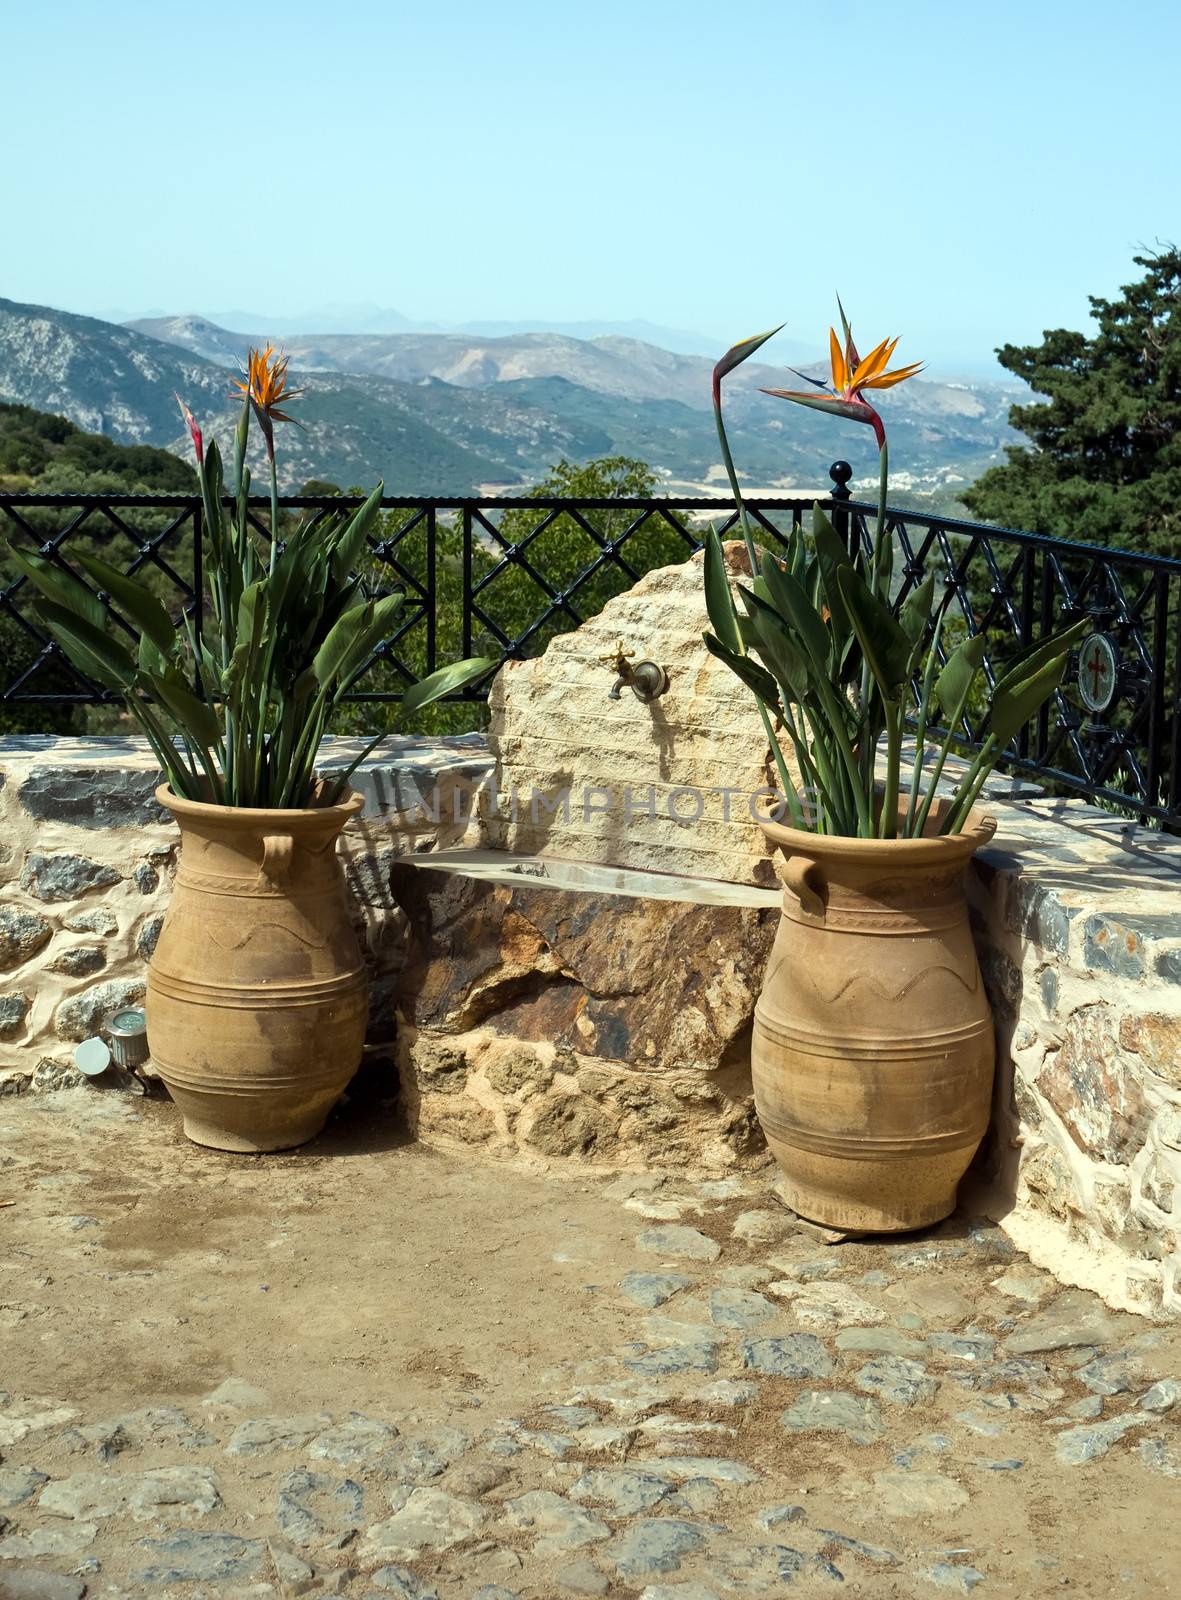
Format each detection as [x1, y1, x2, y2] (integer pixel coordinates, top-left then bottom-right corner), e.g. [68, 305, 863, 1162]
[2, 1094, 1181, 1598]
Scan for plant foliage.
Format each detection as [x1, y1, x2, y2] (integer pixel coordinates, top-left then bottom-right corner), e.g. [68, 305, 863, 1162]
[707, 304, 1086, 837]
[10, 363, 493, 807]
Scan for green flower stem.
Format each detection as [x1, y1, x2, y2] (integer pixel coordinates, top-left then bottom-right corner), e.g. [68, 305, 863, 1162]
[811, 679, 873, 835]
[713, 401, 760, 575]
[777, 704, 824, 827]
[877, 701, 903, 838]
[872, 437, 889, 591]
[939, 735, 1000, 835]
[758, 701, 806, 827]
[268, 456, 280, 579]
[799, 717, 844, 834]
[905, 606, 948, 835]
[714, 395, 807, 826]
[133, 700, 197, 798]
[278, 694, 328, 808]
[912, 723, 961, 838]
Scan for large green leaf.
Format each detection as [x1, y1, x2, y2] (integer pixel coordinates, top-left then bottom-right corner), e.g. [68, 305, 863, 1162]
[312, 571, 364, 647]
[267, 511, 329, 617]
[401, 656, 496, 717]
[344, 592, 407, 687]
[138, 634, 165, 677]
[810, 504, 855, 641]
[736, 584, 810, 702]
[934, 632, 987, 722]
[993, 618, 1089, 694]
[899, 573, 936, 657]
[222, 581, 267, 698]
[7, 548, 106, 633]
[703, 527, 741, 655]
[702, 631, 782, 711]
[758, 551, 831, 676]
[310, 600, 374, 694]
[783, 523, 807, 581]
[140, 672, 222, 750]
[75, 554, 176, 658]
[989, 654, 1070, 745]
[314, 592, 408, 699]
[33, 597, 137, 691]
[330, 482, 385, 583]
[835, 565, 912, 700]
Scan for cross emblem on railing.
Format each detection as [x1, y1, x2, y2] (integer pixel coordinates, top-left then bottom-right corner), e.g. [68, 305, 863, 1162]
[1078, 631, 1118, 714]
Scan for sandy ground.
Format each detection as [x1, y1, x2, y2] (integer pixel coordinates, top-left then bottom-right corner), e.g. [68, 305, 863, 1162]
[2, 1080, 1180, 1599]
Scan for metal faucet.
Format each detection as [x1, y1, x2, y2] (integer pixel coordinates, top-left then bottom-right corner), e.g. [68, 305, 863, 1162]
[600, 641, 670, 704]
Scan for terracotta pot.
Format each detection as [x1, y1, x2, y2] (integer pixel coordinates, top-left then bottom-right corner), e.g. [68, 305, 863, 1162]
[146, 784, 368, 1152]
[752, 804, 997, 1232]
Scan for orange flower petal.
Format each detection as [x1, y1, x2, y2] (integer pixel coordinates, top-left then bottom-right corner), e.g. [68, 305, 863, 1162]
[828, 326, 848, 394]
[863, 361, 925, 390]
[851, 335, 897, 388]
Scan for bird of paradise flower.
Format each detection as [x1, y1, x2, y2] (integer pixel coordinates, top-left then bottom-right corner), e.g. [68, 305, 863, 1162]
[712, 299, 923, 600]
[233, 346, 304, 573]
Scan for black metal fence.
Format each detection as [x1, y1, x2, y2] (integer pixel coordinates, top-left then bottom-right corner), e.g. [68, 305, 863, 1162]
[2, 464, 1179, 826]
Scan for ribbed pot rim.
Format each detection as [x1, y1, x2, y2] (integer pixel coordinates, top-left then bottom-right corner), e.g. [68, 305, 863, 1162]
[155, 782, 364, 832]
[756, 802, 996, 865]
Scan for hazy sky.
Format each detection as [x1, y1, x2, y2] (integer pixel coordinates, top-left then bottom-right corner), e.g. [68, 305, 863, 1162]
[6, 0, 1177, 375]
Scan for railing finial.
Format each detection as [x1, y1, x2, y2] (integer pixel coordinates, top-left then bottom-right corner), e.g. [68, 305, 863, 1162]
[829, 460, 853, 499]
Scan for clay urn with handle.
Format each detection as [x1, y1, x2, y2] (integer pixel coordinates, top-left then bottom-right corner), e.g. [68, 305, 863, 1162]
[146, 784, 368, 1152]
[751, 800, 997, 1232]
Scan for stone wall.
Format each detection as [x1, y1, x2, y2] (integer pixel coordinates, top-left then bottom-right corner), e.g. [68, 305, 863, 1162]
[0, 734, 492, 1089]
[0, 752, 174, 1086]
[388, 863, 775, 1171]
[3, 732, 1180, 1317]
[965, 799, 1181, 1316]
[485, 542, 785, 888]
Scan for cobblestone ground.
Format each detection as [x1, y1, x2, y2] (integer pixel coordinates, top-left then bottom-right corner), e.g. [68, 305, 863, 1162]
[2, 1088, 1180, 1600]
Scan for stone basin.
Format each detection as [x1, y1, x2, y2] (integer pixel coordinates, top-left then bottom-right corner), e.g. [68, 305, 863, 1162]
[404, 847, 782, 908]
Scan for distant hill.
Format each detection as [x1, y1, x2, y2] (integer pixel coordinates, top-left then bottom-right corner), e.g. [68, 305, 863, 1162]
[0, 400, 197, 492]
[1, 297, 1023, 498]
[0, 299, 509, 493]
[128, 317, 749, 406]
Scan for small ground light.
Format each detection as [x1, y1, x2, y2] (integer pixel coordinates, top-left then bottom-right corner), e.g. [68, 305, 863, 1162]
[107, 1008, 150, 1070]
[73, 1037, 112, 1077]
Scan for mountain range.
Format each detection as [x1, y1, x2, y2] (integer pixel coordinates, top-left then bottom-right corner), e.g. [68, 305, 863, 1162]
[0, 297, 1023, 499]
[104, 304, 754, 358]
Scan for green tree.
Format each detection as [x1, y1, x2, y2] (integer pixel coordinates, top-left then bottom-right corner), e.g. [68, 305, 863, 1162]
[331, 455, 696, 737]
[963, 248, 1181, 558]
[476, 455, 693, 655]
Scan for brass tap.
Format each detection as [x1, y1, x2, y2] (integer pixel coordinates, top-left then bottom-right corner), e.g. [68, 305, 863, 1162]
[600, 640, 670, 704]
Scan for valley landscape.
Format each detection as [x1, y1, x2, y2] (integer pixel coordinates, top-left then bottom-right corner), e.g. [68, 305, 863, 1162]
[0, 297, 1021, 502]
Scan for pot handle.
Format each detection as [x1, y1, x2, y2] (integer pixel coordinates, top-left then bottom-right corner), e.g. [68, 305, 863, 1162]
[259, 833, 295, 888]
[782, 854, 825, 920]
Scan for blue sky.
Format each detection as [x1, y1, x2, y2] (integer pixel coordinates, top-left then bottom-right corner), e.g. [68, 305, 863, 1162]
[6, 0, 1177, 375]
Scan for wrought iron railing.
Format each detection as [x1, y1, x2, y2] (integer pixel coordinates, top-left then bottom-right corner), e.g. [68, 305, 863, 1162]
[2, 466, 1178, 825]
[828, 464, 1181, 827]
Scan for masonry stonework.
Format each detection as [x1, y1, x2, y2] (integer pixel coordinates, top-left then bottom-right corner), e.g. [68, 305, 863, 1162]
[966, 803, 1181, 1314]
